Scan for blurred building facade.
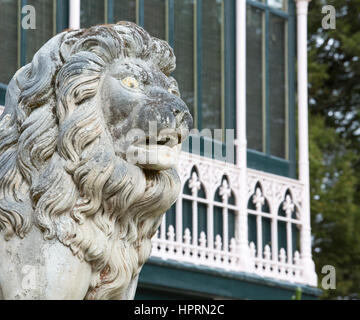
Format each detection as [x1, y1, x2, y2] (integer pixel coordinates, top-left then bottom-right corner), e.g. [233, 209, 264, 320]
[0, 0, 321, 299]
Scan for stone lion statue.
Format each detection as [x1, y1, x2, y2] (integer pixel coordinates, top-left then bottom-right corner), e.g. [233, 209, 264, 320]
[0, 22, 192, 300]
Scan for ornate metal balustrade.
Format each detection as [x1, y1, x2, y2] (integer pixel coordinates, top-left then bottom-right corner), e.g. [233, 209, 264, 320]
[151, 152, 315, 286]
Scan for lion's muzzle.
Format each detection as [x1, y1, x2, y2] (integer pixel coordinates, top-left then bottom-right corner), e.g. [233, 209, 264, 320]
[127, 86, 193, 171]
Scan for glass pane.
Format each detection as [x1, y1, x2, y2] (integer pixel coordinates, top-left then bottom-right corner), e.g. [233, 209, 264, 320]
[201, 0, 222, 132]
[269, 14, 286, 158]
[0, 0, 18, 84]
[292, 224, 300, 253]
[268, 0, 285, 11]
[214, 206, 223, 241]
[182, 199, 192, 231]
[144, 0, 166, 40]
[173, 0, 195, 121]
[278, 220, 287, 250]
[198, 202, 207, 237]
[246, 5, 263, 153]
[81, 0, 105, 28]
[113, 0, 136, 23]
[229, 209, 235, 239]
[262, 217, 271, 248]
[26, 0, 54, 64]
[248, 214, 257, 245]
[165, 204, 176, 231]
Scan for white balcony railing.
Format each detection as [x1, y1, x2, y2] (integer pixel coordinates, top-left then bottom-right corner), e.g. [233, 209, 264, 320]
[151, 152, 316, 286]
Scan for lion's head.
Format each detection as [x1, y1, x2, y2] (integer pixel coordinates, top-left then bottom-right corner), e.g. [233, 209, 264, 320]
[0, 22, 192, 299]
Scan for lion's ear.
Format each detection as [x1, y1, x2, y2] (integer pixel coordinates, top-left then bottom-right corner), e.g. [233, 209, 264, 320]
[14, 33, 67, 114]
[59, 30, 85, 62]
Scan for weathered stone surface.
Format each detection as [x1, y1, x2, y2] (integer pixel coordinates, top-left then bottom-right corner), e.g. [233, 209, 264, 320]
[0, 22, 192, 300]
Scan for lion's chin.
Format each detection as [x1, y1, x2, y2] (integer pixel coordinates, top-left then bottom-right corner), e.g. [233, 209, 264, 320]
[127, 143, 182, 171]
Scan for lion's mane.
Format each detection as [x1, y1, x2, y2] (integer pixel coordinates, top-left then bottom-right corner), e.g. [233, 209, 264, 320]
[0, 22, 180, 299]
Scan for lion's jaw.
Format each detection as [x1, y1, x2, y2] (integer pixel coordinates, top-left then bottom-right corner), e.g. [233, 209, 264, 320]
[126, 132, 183, 171]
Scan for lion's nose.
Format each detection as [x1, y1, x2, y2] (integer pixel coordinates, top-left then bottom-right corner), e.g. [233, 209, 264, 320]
[169, 102, 193, 131]
[175, 108, 193, 131]
[146, 87, 193, 132]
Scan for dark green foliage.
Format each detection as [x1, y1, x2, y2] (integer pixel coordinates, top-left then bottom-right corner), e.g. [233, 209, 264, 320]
[309, 116, 360, 299]
[308, 0, 360, 299]
[309, 0, 360, 151]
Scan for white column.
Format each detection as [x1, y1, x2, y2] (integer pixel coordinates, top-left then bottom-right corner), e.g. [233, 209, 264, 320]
[175, 199, 183, 243]
[271, 214, 278, 270]
[235, 0, 251, 271]
[69, 0, 81, 30]
[192, 196, 198, 247]
[160, 215, 166, 254]
[256, 215, 262, 259]
[207, 205, 214, 250]
[295, 0, 317, 286]
[175, 198, 183, 257]
[286, 219, 293, 264]
[222, 206, 229, 252]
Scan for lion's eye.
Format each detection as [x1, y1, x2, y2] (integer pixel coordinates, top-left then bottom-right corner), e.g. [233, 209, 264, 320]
[122, 77, 139, 89]
[168, 87, 180, 97]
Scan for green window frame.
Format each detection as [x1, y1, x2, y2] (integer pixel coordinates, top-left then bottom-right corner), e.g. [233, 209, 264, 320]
[1, 0, 295, 178]
[0, 0, 69, 105]
[80, 0, 294, 175]
[169, 0, 236, 162]
[246, 0, 296, 178]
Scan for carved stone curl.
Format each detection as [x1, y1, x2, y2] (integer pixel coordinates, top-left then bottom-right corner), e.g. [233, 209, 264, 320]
[0, 22, 192, 300]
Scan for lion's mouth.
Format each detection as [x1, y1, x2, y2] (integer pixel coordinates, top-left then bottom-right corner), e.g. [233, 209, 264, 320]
[143, 133, 182, 147]
[126, 130, 185, 171]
